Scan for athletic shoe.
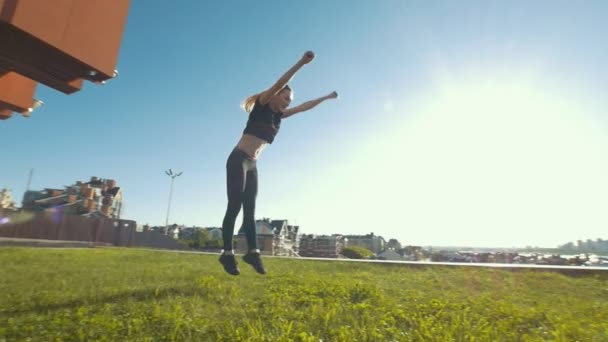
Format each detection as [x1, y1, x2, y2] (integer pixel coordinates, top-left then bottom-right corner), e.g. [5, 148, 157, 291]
[219, 254, 240, 275]
[243, 252, 267, 275]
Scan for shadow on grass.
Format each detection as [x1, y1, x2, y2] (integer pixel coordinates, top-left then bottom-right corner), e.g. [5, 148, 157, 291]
[1, 284, 208, 317]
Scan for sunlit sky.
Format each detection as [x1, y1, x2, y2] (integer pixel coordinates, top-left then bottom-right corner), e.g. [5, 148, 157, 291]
[2, 1, 607, 248]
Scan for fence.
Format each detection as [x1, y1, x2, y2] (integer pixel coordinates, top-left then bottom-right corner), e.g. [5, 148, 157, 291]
[0, 209, 184, 250]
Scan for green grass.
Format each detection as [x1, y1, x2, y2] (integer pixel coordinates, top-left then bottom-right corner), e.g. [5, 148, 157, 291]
[1, 247, 607, 341]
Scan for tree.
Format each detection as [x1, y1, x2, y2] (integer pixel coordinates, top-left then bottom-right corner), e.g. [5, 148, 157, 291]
[341, 246, 374, 259]
[559, 242, 576, 254]
[205, 239, 222, 249]
[186, 228, 211, 249]
[586, 239, 596, 253]
[597, 238, 608, 254]
[386, 238, 401, 250]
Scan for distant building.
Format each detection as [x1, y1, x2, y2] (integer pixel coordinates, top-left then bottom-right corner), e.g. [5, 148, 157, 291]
[235, 218, 299, 256]
[0, 188, 17, 210]
[178, 226, 222, 241]
[299, 234, 347, 258]
[177, 226, 195, 239]
[235, 218, 274, 254]
[148, 225, 167, 235]
[400, 245, 425, 261]
[271, 219, 300, 257]
[377, 249, 405, 261]
[21, 176, 123, 219]
[205, 227, 222, 241]
[168, 224, 181, 239]
[344, 233, 386, 254]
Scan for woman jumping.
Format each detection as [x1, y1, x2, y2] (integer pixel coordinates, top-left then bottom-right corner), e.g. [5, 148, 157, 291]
[220, 50, 338, 275]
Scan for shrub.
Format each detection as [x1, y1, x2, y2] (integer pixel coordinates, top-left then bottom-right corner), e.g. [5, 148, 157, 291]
[341, 246, 374, 259]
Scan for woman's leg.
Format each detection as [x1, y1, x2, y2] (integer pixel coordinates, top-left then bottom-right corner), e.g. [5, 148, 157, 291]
[241, 167, 258, 250]
[241, 165, 266, 274]
[221, 151, 246, 252]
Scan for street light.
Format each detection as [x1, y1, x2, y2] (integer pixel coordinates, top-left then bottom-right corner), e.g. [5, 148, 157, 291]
[164, 169, 182, 233]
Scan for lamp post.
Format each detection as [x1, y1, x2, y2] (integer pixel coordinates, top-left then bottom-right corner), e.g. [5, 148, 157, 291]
[164, 169, 182, 233]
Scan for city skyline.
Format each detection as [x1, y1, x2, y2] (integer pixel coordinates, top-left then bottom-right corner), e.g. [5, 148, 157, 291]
[3, 178, 604, 250]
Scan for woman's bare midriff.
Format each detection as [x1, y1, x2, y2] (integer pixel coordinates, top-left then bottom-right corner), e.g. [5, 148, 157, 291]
[236, 134, 269, 160]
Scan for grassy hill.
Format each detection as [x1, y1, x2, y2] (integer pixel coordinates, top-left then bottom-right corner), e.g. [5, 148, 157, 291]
[1, 247, 607, 341]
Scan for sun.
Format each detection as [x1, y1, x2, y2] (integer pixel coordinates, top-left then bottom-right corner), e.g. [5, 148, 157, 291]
[349, 74, 608, 247]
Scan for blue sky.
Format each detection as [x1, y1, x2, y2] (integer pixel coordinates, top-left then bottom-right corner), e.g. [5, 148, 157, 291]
[2, 0, 607, 248]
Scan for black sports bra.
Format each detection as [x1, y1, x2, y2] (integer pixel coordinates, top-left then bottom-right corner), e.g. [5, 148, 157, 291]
[242, 99, 283, 143]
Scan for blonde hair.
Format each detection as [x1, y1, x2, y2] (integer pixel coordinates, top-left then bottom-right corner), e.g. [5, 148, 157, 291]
[241, 93, 261, 113]
[241, 85, 291, 113]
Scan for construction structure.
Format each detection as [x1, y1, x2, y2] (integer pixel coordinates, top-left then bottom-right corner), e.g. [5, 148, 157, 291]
[298, 234, 348, 258]
[22, 176, 123, 219]
[0, 0, 130, 119]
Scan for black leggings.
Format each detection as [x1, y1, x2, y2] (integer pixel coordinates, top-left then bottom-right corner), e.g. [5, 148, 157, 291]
[221, 148, 258, 251]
